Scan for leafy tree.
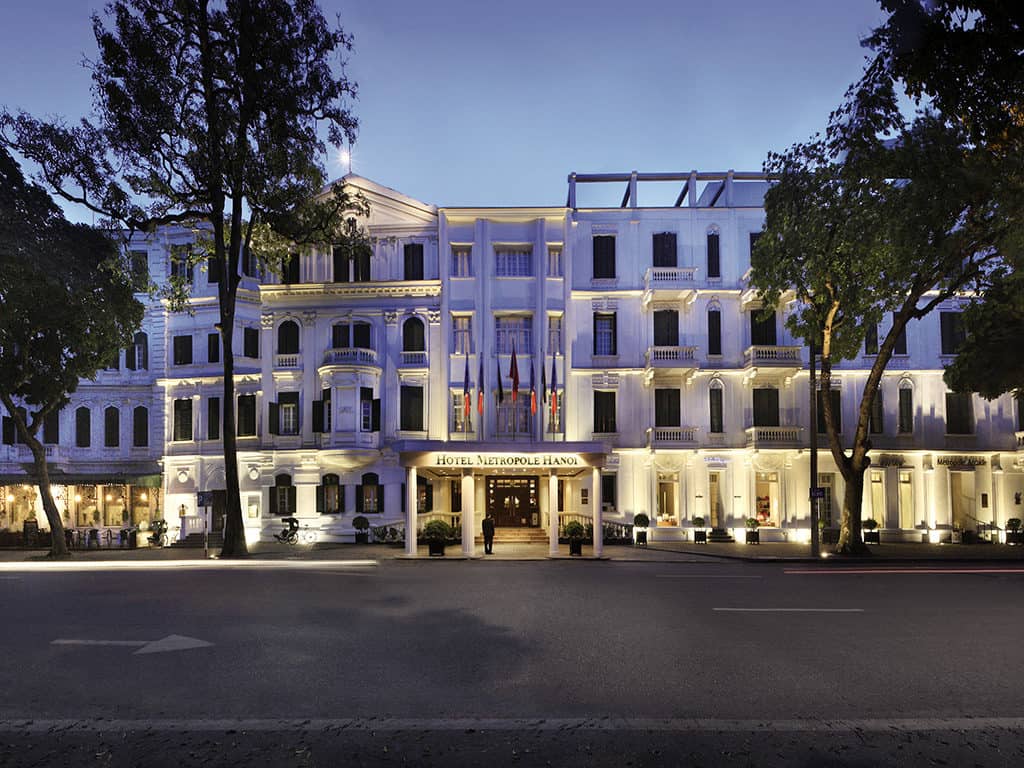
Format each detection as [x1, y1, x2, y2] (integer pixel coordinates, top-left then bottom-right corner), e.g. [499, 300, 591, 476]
[0, 148, 143, 557]
[753, 110, 1005, 554]
[2, 0, 367, 556]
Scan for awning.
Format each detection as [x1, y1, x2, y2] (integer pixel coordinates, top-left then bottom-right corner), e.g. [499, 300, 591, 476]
[1, 468, 163, 487]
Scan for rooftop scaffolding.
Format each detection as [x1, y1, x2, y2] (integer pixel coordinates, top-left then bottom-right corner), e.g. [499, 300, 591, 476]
[566, 170, 773, 210]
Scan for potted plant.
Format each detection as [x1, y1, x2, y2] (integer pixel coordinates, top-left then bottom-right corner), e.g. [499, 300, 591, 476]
[633, 513, 650, 546]
[352, 515, 370, 544]
[422, 519, 453, 557]
[745, 517, 760, 544]
[692, 516, 707, 544]
[862, 518, 880, 544]
[564, 520, 586, 556]
[1006, 518, 1023, 545]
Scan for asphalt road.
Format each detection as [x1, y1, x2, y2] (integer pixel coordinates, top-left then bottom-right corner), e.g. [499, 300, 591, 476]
[2, 559, 1023, 766]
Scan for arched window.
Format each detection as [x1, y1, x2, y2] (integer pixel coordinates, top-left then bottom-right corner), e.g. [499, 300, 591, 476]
[318, 473, 342, 515]
[104, 406, 120, 447]
[706, 226, 721, 279]
[898, 379, 914, 434]
[357, 472, 380, 514]
[75, 406, 91, 448]
[126, 331, 148, 371]
[270, 473, 295, 516]
[133, 406, 149, 448]
[709, 379, 724, 434]
[403, 317, 425, 352]
[707, 303, 722, 356]
[277, 320, 300, 354]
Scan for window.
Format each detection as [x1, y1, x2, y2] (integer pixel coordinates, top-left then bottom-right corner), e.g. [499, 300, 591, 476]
[495, 247, 532, 277]
[450, 479, 463, 513]
[403, 243, 424, 280]
[817, 388, 842, 433]
[752, 388, 780, 427]
[353, 322, 371, 349]
[208, 397, 220, 441]
[869, 391, 883, 434]
[207, 332, 220, 364]
[276, 392, 299, 435]
[126, 331, 148, 371]
[43, 410, 60, 445]
[172, 398, 192, 441]
[2, 407, 25, 445]
[653, 310, 679, 347]
[403, 318, 425, 352]
[242, 245, 259, 278]
[818, 473, 835, 526]
[655, 389, 681, 427]
[281, 252, 300, 284]
[707, 232, 721, 278]
[898, 470, 915, 529]
[497, 397, 531, 435]
[495, 315, 532, 354]
[709, 382, 724, 433]
[898, 384, 914, 434]
[453, 315, 472, 354]
[357, 472, 380, 515]
[750, 310, 777, 346]
[547, 246, 563, 277]
[749, 231, 762, 255]
[547, 390, 564, 434]
[353, 247, 371, 282]
[452, 392, 473, 433]
[277, 320, 300, 355]
[105, 349, 120, 370]
[593, 313, 617, 356]
[892, 313, 907, 355]
[132, 406, 148, 447]
[319, 474, 342, 515]
[243, 327, 259, 358]
[602, 474, 617, 513]
[104, 406, 119, 447]
[129, 250, 149, 290]
[332, 244, 350, 283]
[332, 323, 349, 349]
[451, 246, 472, 277]
[270, 474, 295, 516]
[173, 335, 193, 366]
[170, 245, 193, 283]
[237, 394, 256, 436]
[400, 385, 424, 431]
[548, 315, 563, 355]
[593, 390, 617, 433]
[312, 388, 331, 433]
[945, 392, 974, 434]
[75, 407, 90, 447]
[207, 253, 221, 284]
[1017, 392, 1024, 432]
[865, 323, 878, 355]
[593, 235, 616, 279]
[360, 387, 377, 432]
[707, 309, 722, 356]
[940, 312, 966, 355]
[652, 232, 677, 268]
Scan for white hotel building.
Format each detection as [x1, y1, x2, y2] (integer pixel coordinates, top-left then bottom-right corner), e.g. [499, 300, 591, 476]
[2, 171, 1023, 551]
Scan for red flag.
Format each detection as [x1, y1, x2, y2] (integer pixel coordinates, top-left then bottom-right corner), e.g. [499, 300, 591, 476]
[477, 357, 484, 416]
[550, 355, 558, 418]
[463, 356, 471, 419]
[509, 343, 520, 403]
[530, 360, 537, 415]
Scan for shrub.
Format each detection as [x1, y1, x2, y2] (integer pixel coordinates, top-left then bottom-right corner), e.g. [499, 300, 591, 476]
[564, 520, 586, 539]
[352, 515, 370, 531]
[422, 520, 453, 542]
[863, 518, 879, 531]
[692, 516, 705, 528]
[1007, 518, 1022, 532]
[633, 513, 650, 529]
[745, 517, 760, 529]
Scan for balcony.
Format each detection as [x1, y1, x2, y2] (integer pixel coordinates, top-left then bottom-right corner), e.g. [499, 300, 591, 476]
[274, 353, 300, 369]
[321, 347, 379, 368]
[745, 425, 802, 448]
[648, 426, 699, 446]
[645, 346, 699, 377]
[399, 350, 429, 368]
[643, 267, 698, 306]
[742, 345, 803, 380]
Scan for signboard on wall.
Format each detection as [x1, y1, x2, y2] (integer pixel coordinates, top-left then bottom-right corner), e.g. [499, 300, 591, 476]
[425, 452, 585, 469]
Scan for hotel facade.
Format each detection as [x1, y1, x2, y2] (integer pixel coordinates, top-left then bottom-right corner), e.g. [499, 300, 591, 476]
[2, 171, 1023, 551]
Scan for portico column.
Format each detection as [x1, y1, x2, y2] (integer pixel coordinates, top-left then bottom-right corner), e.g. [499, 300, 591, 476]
[548, 471, 559, 557]
[461, 471, 475, 556]
[405, 467, 417, 556]
[592, 467, 603, 558]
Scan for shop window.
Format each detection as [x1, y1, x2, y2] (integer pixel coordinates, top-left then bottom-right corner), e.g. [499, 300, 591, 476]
[656, 472, 677, 526]
[601, 474, 617, 514]
[898, 471, 915, 529]
[818, 473, 835, 526]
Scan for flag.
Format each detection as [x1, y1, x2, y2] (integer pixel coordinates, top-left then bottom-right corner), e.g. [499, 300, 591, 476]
[550, 355, 558, 417]
[463, 355, 471, 419]
[477, 357, 484, 416]
[541, 351, 547, 405]
[530, 359, 537, 415]
[497, 356, 504, 404]
[509, 343, 520, 403]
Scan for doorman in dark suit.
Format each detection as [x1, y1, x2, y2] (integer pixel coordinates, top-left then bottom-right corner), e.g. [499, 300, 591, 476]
[482, 514, 495, 555]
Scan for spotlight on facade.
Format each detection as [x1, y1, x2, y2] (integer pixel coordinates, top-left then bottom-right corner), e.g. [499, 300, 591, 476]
[140, 492, 148, 502]
[74, 494, 82, 503]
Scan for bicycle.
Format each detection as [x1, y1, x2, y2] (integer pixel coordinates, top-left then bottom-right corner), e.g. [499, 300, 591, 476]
[274, 517, 317, 545]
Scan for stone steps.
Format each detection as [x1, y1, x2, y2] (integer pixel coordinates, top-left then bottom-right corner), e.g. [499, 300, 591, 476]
[171, 532, 224, 548]
[476, 528, 550, 544]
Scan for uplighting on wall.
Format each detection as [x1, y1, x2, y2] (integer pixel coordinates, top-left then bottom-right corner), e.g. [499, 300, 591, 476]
[177, 468, 189, 483]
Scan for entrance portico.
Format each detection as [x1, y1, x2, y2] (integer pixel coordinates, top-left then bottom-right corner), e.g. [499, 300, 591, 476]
[397, 441, 607, 557]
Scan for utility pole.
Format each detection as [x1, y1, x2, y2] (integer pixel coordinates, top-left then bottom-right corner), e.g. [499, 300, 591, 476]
[809, 336, 820, 558]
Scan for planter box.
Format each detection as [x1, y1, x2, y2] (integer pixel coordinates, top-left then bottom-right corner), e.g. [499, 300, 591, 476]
[1006, 530, 1024, 545]
[569, 538, 583, 556]
[354, 532, 369, 544]
[745, 530, 760, 544]
[694, 530, 707, 544]
[864, 530, 880, 544]
[635, 530, 648, 547]
[427, 540, 445, 556]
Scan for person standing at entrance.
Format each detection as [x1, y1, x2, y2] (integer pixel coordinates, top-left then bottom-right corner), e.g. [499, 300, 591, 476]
[482, 514, 495, 555]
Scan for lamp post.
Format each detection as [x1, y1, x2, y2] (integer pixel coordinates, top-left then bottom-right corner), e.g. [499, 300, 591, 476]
[809, 336, 820, 558]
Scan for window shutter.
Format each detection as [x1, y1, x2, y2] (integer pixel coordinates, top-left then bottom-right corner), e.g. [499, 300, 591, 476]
[208, 333, 220, 363]
[610, 313, 617, 356]
[208, 255, 221, 284]
[707, 233, 721, 278]
[316, 484, 325, 514]
[371, 399, 381, 432]
[401, 482, 406, 513]
[288, 486, 297, 513]
[355, 484, 364, 514]
[333, 245, 350, 283]
[425, 481, 434, 512]
[2, 416, 14, 445]
[133, 406, 148, 447]
[708, 310, 722, 355]
[208, 398, 220, 441]
[269, 486, 278, 516]
[709, 388, 724, 433]
[268, 402, 279, 435]
[141, 337, 148, 370]
[592, 313, 598, 355]
[312, 400, 324, 433]
[125, 344, 136, 371]
[43, 411, 60, 445]
[404, 243, 424, 280]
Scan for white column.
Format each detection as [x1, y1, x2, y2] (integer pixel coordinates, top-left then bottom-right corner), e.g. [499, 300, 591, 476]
[405, 467, 417, 556]
[548, 471, 559, 557]
[461, 472, 475, 557]
[592, 467, 603, 558]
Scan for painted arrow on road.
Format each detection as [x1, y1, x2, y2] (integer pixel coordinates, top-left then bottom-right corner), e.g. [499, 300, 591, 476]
[51, 634, 213, 655]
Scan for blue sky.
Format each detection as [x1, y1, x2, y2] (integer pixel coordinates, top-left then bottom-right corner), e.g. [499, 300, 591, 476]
[0, 0, 886, 211]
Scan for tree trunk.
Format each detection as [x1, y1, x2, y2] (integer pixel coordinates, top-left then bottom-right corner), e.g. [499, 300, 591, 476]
[219, 313, 248, 557]
[835, 464, 870, 555]
[29, 440, 69, 558]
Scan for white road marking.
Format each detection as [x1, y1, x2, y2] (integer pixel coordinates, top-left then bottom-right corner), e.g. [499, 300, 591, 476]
[0, 559, 377, 573]
[786, 568, 1024, 575]
[52, 634, 213, 654]
[713, 607, 864, 612]
[657, 574, 763, 579]
[0, 716, 1022, 733]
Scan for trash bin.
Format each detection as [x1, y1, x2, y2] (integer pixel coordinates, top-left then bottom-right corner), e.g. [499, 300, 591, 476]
[23, 519, 39, 547]
[88, 528, 99, 548]
[119, 528, 129, 547]
[128, 528, 138, 548]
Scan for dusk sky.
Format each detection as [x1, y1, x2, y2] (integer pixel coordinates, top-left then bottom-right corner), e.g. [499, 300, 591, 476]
[0, 0, 886, 212]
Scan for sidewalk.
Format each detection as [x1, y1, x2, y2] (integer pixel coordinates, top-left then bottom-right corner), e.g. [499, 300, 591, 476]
[1, 539, 1023, 563]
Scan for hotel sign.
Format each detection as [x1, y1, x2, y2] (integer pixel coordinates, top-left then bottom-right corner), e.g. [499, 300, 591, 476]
[937, 456, 986, 466]
[428, 452, 584, 469]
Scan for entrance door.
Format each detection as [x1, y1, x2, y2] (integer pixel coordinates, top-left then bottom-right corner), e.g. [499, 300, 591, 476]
[754, 472, 778, 525]
[486, 477, 539, 527]
[211, 490, 226, 533]
[950, 471, 975, 530]
[708, 472, 723, 527]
